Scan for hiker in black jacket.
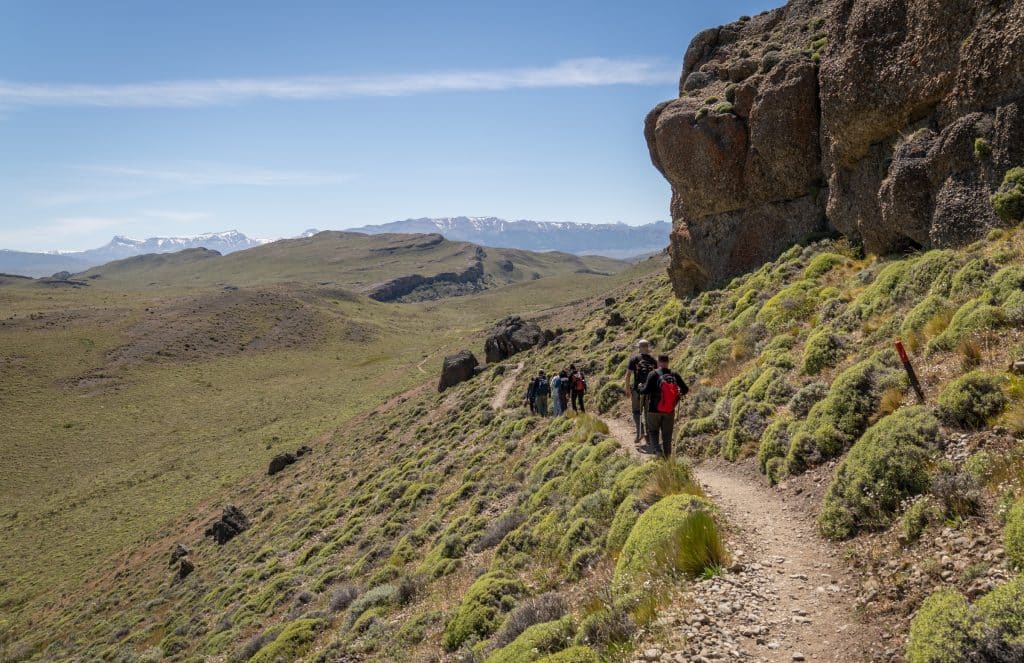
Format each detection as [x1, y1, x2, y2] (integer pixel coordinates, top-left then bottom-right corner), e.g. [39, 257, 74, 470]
[640, 354, 688, 457]
[524, 378, 537, 414]
[624, 339, 657, 444]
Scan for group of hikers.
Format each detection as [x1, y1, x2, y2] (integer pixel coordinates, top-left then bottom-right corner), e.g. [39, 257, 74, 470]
[524, 364, 588, 417]
[522, 339, 688, 457]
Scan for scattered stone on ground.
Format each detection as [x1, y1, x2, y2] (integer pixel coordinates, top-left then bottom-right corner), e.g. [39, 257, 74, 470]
[267, 452, 297, 475]
[176, 557, 195, 580]
[168, 543, 190, 567]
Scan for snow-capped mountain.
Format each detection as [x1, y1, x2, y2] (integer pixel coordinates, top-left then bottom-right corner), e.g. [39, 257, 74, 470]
[1, 230, 270, 277]
[349, 217, 670, 259]
[74, 230, 269, 263]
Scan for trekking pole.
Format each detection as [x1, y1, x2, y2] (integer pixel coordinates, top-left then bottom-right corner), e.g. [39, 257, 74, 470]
[895, 339, 926, 403]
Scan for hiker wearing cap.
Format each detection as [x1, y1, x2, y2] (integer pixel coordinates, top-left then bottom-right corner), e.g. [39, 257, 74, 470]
[640, 354, 688, 457]
[624, 339, 658, 444]
[533, 370, 551, 416]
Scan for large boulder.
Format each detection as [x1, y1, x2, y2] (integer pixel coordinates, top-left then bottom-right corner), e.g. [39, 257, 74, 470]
[204, 505, 250, 545]
[438, 350, 479, 392]
[646, 0, 1024, 296]
[483, 316, 546, 363]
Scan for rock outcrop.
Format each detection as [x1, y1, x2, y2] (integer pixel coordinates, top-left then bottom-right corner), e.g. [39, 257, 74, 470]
[366, 245, 487, 302]
[438, 350, 479, 392]
[267, 445, 314, 475]
[204, 506, 250, 545]
[646, 0, 1024, 296]
[483, 316, 546, 363]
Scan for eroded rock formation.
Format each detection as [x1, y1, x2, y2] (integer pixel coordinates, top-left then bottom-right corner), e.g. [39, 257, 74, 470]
[647, 0, 1024, 296]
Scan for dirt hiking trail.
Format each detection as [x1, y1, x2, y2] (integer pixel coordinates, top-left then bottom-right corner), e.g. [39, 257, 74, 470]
[604, 416, 890, 662]
[490, 362, 524, 410]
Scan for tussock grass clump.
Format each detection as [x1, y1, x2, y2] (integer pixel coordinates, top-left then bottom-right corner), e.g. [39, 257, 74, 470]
[614, 493, 716, 583]
[657, 510, 728, 579]
[938, 371, 1008, 429]
[819, 406, 938, 540]
[640, 458, 704, 504]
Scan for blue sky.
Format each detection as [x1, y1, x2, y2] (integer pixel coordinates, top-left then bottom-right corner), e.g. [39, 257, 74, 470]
[0, 0, 774, 252]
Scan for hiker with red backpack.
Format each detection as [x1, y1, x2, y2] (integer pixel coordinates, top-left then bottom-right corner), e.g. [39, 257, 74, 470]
[624, 339, 658, 444]
[568, 364, 587, 413]
[640, 354, 688, 457]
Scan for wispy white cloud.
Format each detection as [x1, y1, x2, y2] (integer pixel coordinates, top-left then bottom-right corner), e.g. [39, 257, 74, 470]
[83, 164, 352, 187]
[0, 58, 675, 109]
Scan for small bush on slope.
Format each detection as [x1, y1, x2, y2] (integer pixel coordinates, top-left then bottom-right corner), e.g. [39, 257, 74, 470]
[249, 618, 325, 663]
[613, 493, 717, 584]
[938, 371, 1008, 429]
[1006, 498, 1024, 570]
[802, 327, 844, 375]
[442, 572, 526, 650]
[991, 166, 1024, 221]
[907, 577, 1024, 663]
[819, 406, 938, 540]
[484, 617, 574, 663]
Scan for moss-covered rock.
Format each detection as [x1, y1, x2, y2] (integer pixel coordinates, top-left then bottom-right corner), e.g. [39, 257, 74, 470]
[906, 589, 971, 663]
[938, 371, 1008, 429]
[613, 493, 715, 583]
[819, 406, 938, 540]
[443, 572, 526, 650]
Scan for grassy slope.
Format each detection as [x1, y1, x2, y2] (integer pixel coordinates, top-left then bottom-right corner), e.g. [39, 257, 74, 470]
[5, 225, 1024, 661]
[0, 240, 657, 646]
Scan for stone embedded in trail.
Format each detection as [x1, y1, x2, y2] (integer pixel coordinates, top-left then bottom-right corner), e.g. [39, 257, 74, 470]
[437, 350, 479, 392]
[483, 316, 546, 363]
[204, 505, 250, 545]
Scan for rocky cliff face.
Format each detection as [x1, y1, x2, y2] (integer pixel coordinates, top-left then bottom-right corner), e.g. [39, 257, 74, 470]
[646, 0, 1024, 296]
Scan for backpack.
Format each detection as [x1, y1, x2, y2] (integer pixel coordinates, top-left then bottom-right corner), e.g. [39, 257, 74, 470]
[535, 377, 550, 396]
[572, 372, 586, 392]
[634, 354, 657, 388]
[655, 371, 682, 413]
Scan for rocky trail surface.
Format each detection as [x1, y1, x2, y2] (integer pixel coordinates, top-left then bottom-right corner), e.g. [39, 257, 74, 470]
[603, 417, 894, 663]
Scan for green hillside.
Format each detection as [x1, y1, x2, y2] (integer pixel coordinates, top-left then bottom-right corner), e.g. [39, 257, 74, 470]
[4, 227, 1024, 661]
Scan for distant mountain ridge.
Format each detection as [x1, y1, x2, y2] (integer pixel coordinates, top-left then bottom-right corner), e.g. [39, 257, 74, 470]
[0, 230, 268, 277]
[348, 217, 670, 259]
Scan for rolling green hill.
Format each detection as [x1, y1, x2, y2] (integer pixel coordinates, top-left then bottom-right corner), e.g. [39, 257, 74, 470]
[74, 231, 628, 301]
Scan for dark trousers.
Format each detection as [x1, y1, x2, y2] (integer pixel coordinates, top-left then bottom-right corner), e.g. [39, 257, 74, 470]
[647, 411, 675, 456]
[571, 390, 585, 412]
[630, 387, 643, 437]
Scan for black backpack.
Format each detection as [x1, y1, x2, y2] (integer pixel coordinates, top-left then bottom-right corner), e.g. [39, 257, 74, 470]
[634, 354, 657, 388]
[535, 377, 550, 396]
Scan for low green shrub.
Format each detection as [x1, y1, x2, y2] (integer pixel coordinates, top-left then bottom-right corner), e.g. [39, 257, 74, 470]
[991, 166, 1024, 222]
[901, 496, 941, 543]
[949, 259, 993, 299]
[785, 353, 902, 474]
[758, 415, 793, 482]
[819, 406, 938, 540]
[1005, 498, 1024, 569]
[802, 328, 844, 375]
[595, 382, 622, 414]
[803, 252, 848, 279]
[606, 495, 644, 553]
[929, 298, 1006, 352]
[443, 572, 525, 650]
[756, 281, 819, 333]
[249, 618, 324, 663]
[614, 493, 715, 583]
[938, 371, 1008, 429]
[906, 589, 971, 663]
[484, 617, 574, 663]
[972, 575, 1024, 646]
[536, 646, 600, 662]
